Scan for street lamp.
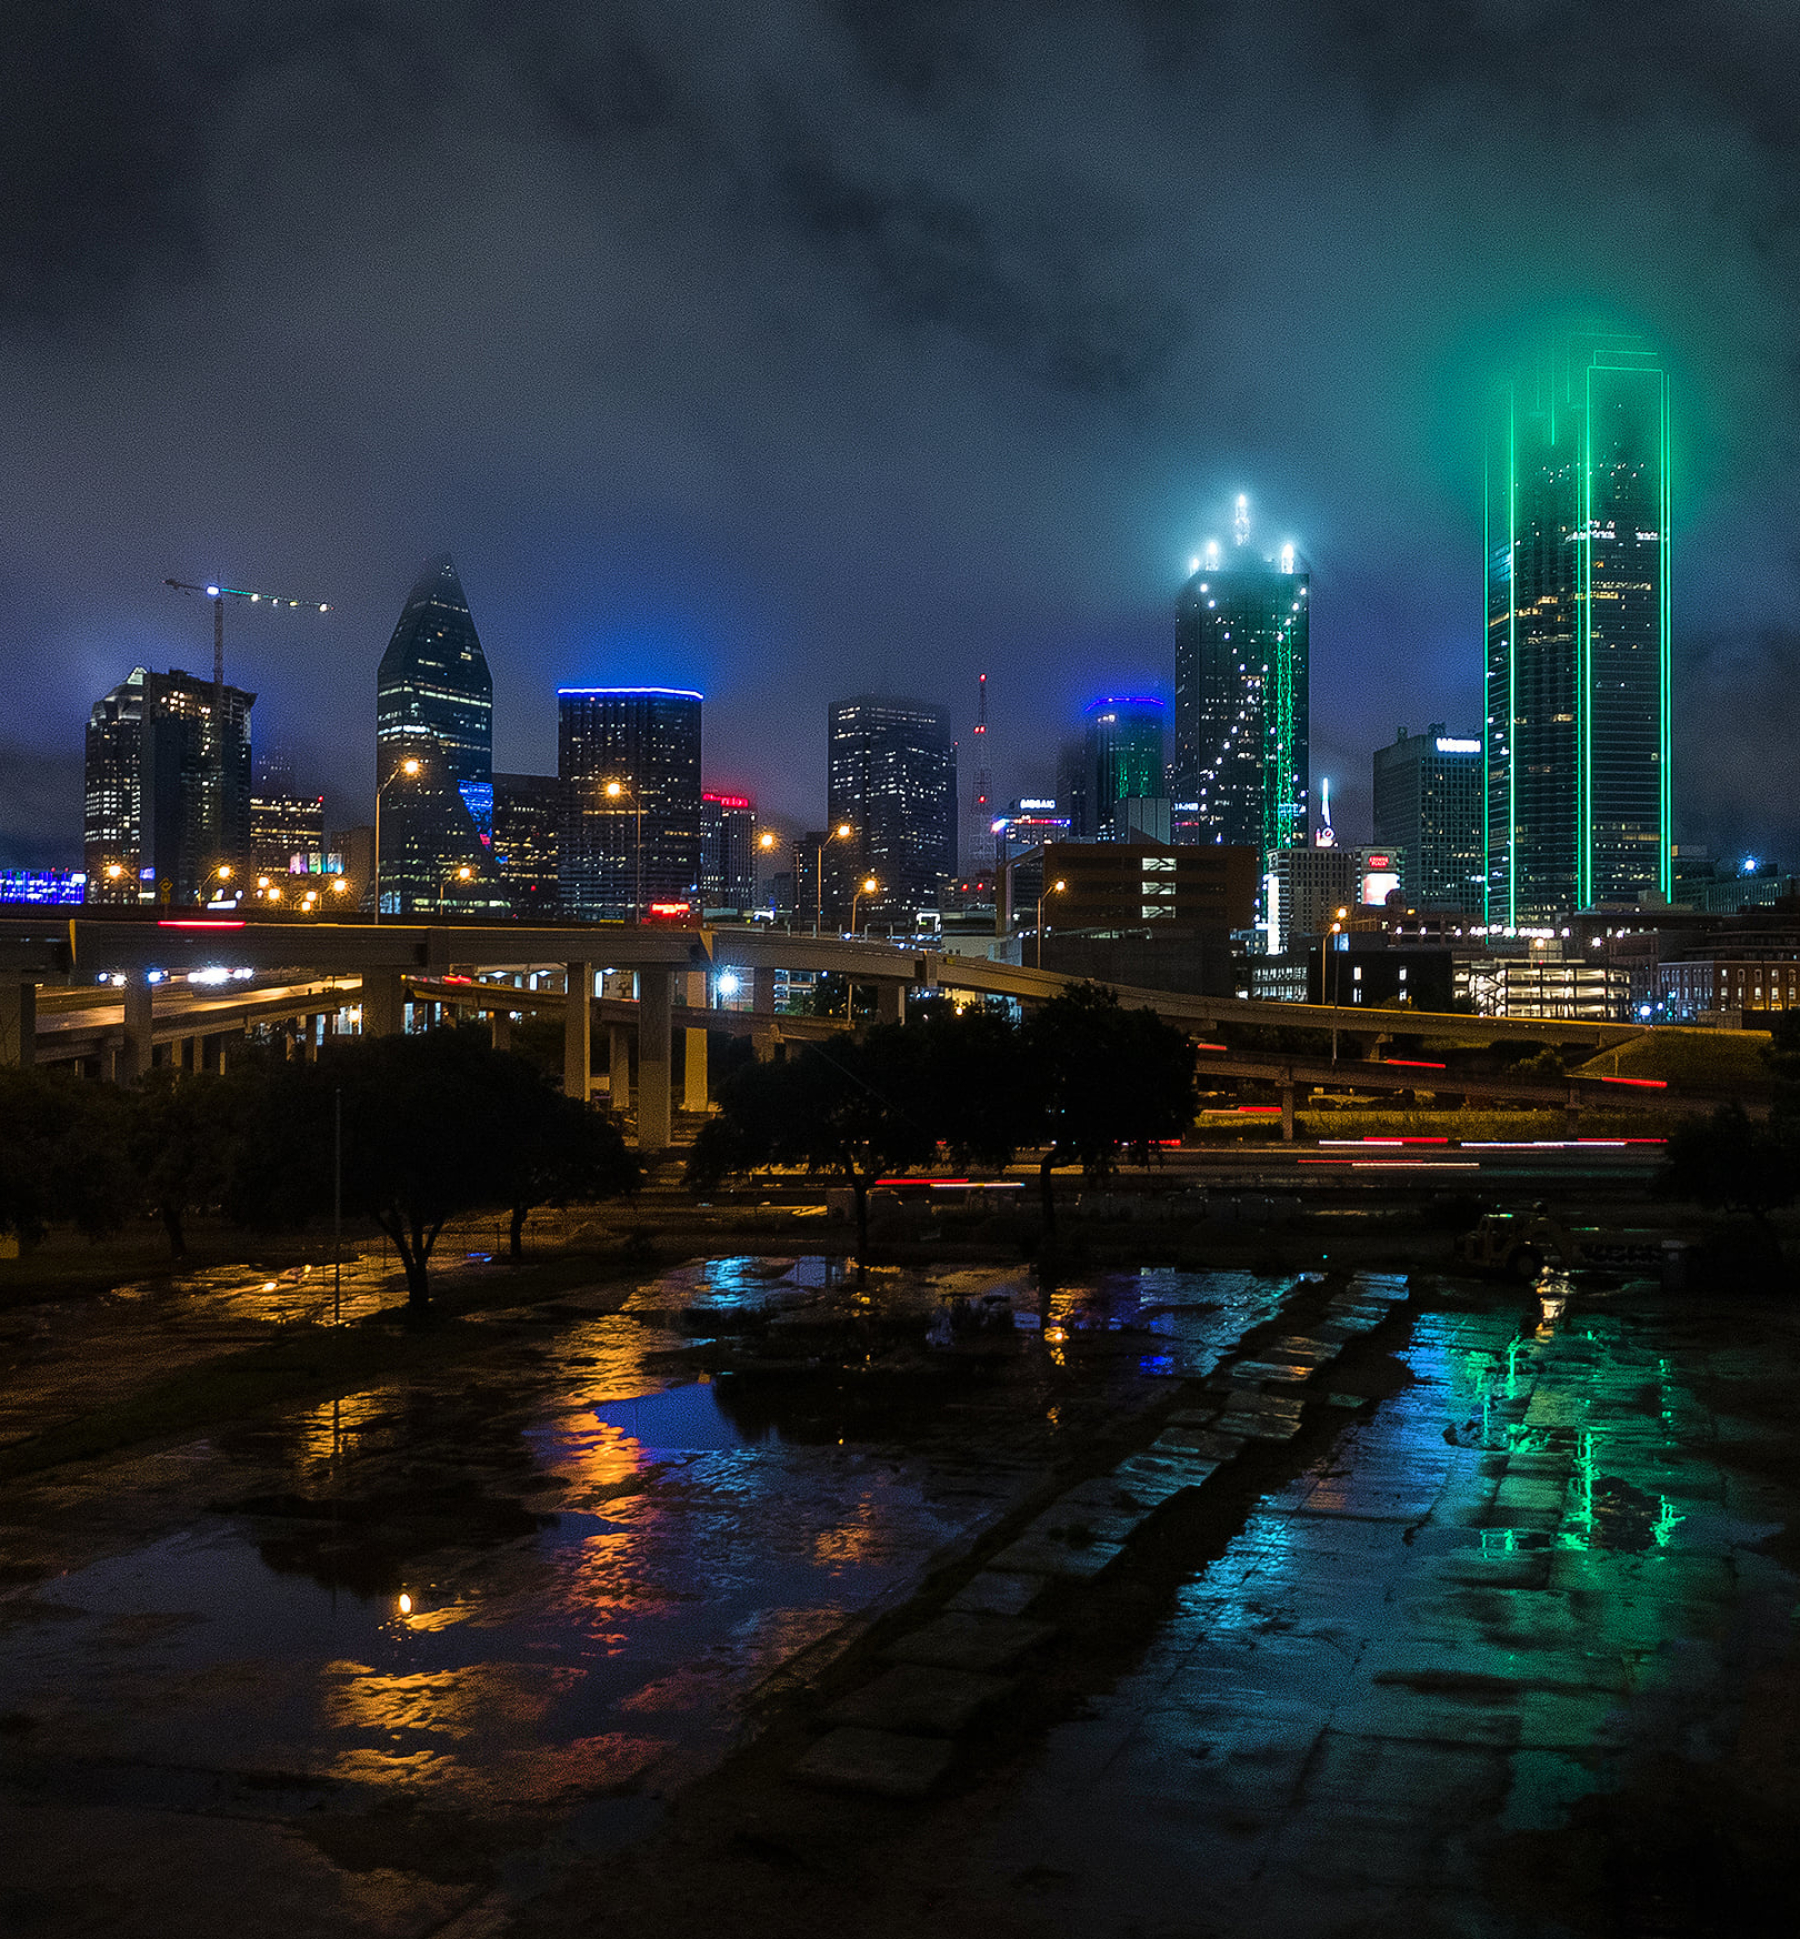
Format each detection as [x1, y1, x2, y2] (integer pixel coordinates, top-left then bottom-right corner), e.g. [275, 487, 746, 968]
[604, 779, 645, 923]
[373, 756, 422, 924]
[202, 862, 236, 907]
[851, 875, 879, 936]
[816, 822, 852, 937]
[1035, 878, 1067, 969]
[440, 862, 475, 910]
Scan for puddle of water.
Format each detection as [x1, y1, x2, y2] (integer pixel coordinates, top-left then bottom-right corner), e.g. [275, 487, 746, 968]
[589, 1379, 779, 1452]
[0, 1258, 1307, 1850]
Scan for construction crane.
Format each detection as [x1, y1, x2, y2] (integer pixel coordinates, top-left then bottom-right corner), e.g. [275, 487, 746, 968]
[164, 578, 333, 694]
[164, 578, 334, 894]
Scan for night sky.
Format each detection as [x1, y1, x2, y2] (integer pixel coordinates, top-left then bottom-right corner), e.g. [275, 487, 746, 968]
[4, 2, 1799, 869]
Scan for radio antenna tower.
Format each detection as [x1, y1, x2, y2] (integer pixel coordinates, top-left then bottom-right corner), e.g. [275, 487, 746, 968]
[966, 673, 995, 876]
[1233, 493, 1251, 548]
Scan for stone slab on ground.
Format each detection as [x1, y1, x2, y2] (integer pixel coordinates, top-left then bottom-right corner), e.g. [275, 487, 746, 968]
[1216, 1408, 1304, 1442]
[1313, 1322, 1370, 1346]
[1214, 1391, 1306, 1440]
[1111, 1452, 1220, 1500]
[886, 1612, 1057, 1674]
[1152, 1429, 1245, 1462]
[1229, 1359, 1317, 1385]
[1165, 1408, 1220, 1429]
[823, 1662, 1015, 1735]
[1490, 1475, 1568, 1521]
[1055, 1475, 1152, 1517]
[946, 1570, 1046, 1617]
[1022, 1502, 1145, 1549]
[790, 1726, 955, 1799]
[1269, 1336, 1341, 1363]
[985, 1532, 1125, 1581]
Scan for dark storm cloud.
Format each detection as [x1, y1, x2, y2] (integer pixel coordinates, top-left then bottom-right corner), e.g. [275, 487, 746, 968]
[4, 0, 1800, 864]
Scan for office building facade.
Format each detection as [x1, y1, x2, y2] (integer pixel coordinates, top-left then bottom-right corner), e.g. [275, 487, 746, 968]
[251, 792, 327, 876]
[1174, 531, 1309, 860]
[374, 555, 496, 914]
[85, 666, 255, 906]
[700, 791, 758, 913]
[559, 688, 703, 920]
[1485, 333, 1671, 924]
[1080, 696, 1166, 840]
[826, 696, 957, 922]
[492, 772, 566, 918]
[1373, 725, 1484, 913]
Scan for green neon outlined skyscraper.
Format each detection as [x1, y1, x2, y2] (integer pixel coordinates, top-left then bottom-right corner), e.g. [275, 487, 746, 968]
[1484, 334, 1671, 925]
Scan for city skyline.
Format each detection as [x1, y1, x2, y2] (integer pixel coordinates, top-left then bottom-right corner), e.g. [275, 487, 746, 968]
[6, 10, 1800, 876]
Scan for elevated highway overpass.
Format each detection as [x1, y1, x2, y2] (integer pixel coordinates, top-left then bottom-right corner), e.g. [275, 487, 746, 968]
[0, 912, 1743, 1150]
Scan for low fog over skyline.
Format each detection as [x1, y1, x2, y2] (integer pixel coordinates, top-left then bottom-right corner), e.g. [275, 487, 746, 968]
[6, 2, 1800, 864]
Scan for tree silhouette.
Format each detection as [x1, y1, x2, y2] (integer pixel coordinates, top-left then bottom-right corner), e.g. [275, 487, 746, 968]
[227, 1030, 634, 1319]
[688, 1027, 936, 1276]
[1022, 983, 1197, 1234]
[0, 1069, 130, 1253]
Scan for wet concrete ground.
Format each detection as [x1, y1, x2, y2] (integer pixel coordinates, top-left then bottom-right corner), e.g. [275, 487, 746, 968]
[961, 1280, 1800, 1937]
[0, 1255, 1296, 1936]
[7, 1250, 1799, 1939]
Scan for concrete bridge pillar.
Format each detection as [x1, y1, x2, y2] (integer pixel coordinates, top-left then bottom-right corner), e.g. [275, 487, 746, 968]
[683, 970, 709, 1112]
[608, 1023, 632, 1109]
[877, 981, 906, 1026]
[361, 969, 405, 1038]
[564, 962, 593, 1101]
[639, 971, 673, 1152]
[1280, 1080, 1297, 1143]
[1565, 1087, 1581, 1137]
[752, 966, 778, 1061]
[490, 1007, 511, 1053]
[0, 979, 36, 1068]
[121, 974, 153, 1085]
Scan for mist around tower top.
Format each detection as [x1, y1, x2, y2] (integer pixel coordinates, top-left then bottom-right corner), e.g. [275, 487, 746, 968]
[2, 2, 1799, 866]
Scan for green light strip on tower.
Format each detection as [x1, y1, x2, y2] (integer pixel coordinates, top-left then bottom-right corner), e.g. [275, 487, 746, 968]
[1482, 416, 1492, 926]
[1577, 356, 1594, 911]
[1659, 369, 1672, 899]
[1261, 606, 1299, 861]
[1507, 389, 1517, 927]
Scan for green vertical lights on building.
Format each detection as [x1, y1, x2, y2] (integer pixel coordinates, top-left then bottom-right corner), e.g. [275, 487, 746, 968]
[1484, 334, 1671, 926]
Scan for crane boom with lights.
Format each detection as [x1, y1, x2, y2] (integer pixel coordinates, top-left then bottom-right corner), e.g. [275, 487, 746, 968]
[163, 578, 334, 696]
[164, 577, 335, 875]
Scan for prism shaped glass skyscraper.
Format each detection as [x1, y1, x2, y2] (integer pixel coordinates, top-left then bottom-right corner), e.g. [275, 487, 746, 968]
[374, 555, 496, 914]
[1484, 334, 1671, 925]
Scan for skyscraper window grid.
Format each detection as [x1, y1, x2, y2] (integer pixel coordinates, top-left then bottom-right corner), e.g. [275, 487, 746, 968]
[558, 688, 703, 921]
[373, 556, 496, 914]
[1082, 697, 1166, 840]
[1174, 521, 1310, 864]
[827, 697, 957, 923]
[84, 666, 255, 906]
[1485, 334, 1670, 925]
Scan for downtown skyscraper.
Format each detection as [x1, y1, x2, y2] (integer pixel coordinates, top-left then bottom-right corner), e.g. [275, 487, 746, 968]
[374, 555, 498, 915]
[85, 666, 255, 905]
[558, 688, 703, 921]
[1484, 334, 1671, 925]
[827, 696, 957, 923]
[1076, 696, 1166, 840]
[1173, 502, 1309, 863]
